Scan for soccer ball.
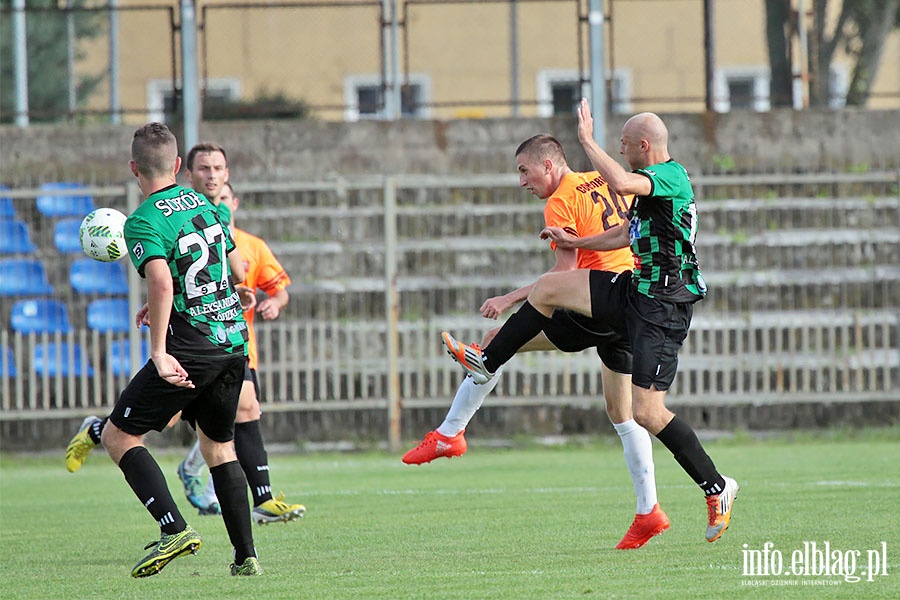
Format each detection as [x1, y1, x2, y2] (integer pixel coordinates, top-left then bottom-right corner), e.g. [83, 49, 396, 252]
[80, 208, 127, 262]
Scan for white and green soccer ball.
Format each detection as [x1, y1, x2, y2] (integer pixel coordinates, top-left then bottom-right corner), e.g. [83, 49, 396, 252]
[80, 208, 127, 262]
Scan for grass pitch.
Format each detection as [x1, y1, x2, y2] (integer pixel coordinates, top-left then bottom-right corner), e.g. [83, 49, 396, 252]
[1, 429, 898, 599]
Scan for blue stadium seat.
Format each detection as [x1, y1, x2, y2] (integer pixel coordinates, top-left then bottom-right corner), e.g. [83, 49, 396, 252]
[1, 346, 15, 378]
[0, 220, 37, 254]
[36, 182, 95, 218]
[54, 218, 84, 254]
[10, 299, 73, 334]
[87, 298, 130, 332]
[69, 258, 128, 295]
[0, 186, 14, 219]
[32, 342, 94, 377]
[109, 339, 150, 376]
[0, 259, 53, 296]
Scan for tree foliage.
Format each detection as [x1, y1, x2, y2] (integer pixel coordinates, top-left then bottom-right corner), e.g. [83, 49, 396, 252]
[0, 0, 104, 122]
[765, 0, 900, 107]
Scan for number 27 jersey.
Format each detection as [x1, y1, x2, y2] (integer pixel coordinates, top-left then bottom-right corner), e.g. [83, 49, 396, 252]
[124, 184, 248, 357]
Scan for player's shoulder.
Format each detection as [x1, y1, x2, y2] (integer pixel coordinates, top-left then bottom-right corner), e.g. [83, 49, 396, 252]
[639, 159, 687, 179]
[558, 171, 608, 196]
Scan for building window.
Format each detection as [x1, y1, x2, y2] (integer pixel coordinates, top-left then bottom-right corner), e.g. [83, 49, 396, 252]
[827, 64, 848, 109]
[146, 78, 241, 123]
[344, 74, 431, 121]
[715, 67, 770, 112]
[551, 81, 580, 116]
[790, 64, 849, 109]
[536, 69, 632, 117]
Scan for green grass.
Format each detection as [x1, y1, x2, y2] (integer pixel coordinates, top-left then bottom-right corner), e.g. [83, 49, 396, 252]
[2, 431, 898, 599]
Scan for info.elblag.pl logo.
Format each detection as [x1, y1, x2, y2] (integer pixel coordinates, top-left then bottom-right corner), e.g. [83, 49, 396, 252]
[742, 541, 889, 584]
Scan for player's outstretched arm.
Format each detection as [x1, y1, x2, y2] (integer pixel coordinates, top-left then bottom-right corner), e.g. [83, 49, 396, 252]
[577, 99, 649, 197]
[134, 302, 150, 328]
[541, 223, 630, 251]
[236, 285, 257, 311]
[257, 288, 288, 320]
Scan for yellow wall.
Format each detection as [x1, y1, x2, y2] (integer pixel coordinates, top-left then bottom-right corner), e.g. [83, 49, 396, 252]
[74, 0, 899, 122]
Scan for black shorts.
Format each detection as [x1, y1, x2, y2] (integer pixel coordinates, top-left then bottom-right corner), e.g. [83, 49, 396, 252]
[542, 308, 632, 375]
[109, 353, 246, 443]
[245, 363, 261, 401]
[588, 270, 693, 391]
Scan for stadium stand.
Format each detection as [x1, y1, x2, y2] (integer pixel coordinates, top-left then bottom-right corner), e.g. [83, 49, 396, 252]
[109, 339, 149, 377]
[1, 346, 15, 378]
[53, 218, 85, 254]
[0, 259, 53, 296]
[32, 342, 94, 377]
[10, 299, 73, 334]
[86, 298, 130, 332]
[69, 258, 128, 295]
[36, 182, 95, 218]
[0, 220, 37, 254]
[0, 187, 15, 219]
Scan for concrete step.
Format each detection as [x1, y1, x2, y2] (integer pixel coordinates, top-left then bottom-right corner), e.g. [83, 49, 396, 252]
[237, 196, 898, 242]
[283, 266, 900, 319]
[269, 227, 898, 278]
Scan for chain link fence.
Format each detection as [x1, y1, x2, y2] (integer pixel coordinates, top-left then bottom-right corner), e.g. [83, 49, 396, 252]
[3, 0, 898, 124]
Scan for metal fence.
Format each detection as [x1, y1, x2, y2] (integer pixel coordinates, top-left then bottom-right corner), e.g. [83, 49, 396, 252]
[1, 172, 898, 424]
[3, 0, 899, 124]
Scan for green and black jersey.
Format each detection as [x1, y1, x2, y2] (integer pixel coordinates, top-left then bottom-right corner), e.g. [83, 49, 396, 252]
[627, 160, 706, 303]
[214, 199, 232, 226]
[124, 184, 248, 357]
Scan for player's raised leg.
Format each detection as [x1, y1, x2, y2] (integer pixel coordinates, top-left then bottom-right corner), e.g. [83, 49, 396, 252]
[233, 378, 306, 524]
[102, 413, 203, 577]
[65, 415, 103, 473]
[178, 440, 210, 512]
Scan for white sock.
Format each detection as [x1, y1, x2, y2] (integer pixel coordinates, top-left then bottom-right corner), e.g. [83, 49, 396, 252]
[204, 475, 219, 506]
[436, 367, 503, 437]
[612, 419, 657, 515]
[182, 440, 206, 476]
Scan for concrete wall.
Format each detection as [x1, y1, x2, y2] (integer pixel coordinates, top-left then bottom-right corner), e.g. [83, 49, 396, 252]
[3, 400, 898, 453]
[3, 109, 899, 186]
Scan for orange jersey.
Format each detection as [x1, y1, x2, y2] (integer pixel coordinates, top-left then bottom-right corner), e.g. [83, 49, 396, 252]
[233, 227, 291, 369]
[543, 171, 634, 273]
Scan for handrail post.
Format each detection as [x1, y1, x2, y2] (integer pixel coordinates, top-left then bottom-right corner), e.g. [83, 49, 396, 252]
[384, 176, 401, 451]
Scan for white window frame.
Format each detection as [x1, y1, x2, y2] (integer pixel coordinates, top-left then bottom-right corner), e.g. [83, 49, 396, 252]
[343, 74, 432, 121]
[536, 68, 632, 117]
[791, 63, 849, 109]
[146, 78, 242, 123]
[714, 66, 770, 113]
[827, 63, 849, 109]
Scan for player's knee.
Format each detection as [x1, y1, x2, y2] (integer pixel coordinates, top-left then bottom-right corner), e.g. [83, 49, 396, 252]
[632, 406, 653, 430]
[202, 439, 237, 467]
[530, 274, 555, 305]
[605, 401, 631, 424]
[100, 420, 121, 447]
[631, 387, 671, 434]
[236, 403, 261, 422]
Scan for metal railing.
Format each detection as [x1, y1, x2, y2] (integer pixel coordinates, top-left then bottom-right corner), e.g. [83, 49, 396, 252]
[1, 173, 898, 455]
[4, 1, 899, 124]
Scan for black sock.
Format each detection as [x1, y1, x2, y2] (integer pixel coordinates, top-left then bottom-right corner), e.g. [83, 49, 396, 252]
[234, 420, 273, 506]
[482, 302, 551, 373]
[119, 446, 186, 535]
[656, 416, 726, 496]
[88, 417, 107, 445]
[210, 461, 256, 565]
